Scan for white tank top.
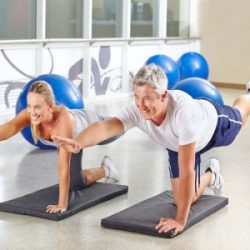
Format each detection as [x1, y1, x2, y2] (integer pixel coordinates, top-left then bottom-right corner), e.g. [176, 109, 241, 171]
[39, 109, 103, 147]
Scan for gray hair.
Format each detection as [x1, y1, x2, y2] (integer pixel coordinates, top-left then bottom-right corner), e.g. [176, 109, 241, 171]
[133, 63, 168, 95]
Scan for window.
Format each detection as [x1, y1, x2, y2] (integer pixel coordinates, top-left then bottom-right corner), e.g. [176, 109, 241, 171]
[46, 0, 83, 38]
[130, 0, 155, 37]
[92, 0, 123, 38]
[167, 0, 190, 37]
[0, 0, 36, 40]
[0, 0, 192, 40]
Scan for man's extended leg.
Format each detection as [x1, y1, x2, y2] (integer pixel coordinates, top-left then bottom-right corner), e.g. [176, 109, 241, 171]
[233, 84, 250, 125]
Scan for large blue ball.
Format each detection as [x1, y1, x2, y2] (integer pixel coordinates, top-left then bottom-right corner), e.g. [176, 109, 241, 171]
[145, 54, 180, 90]
[177, 52, 209, 80]
[173, 77, 224, 105]
[16, 74, 84, 149]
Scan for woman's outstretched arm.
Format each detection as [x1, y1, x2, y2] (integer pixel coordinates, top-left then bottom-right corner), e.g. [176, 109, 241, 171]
[0, 109, 30, 141]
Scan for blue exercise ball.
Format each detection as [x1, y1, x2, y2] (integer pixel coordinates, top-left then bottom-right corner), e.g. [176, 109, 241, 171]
[177, 52, 209, 80]
[145, 54, 180, 90]
[173, 77, 224, 105]
[16, 74, 84, 149]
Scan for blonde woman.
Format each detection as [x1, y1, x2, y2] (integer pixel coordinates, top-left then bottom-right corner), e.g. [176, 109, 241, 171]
[0, 81, 119, 213]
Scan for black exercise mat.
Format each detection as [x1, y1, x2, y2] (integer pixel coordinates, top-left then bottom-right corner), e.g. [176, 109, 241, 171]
[0, 182, 128, 221]
[101, 190, 228, 238]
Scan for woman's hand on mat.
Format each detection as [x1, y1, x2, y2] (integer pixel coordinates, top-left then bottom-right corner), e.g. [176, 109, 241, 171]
[155, 217, 185, 237]
[46, 204, 67, 213]
[51, 135, 81, 153]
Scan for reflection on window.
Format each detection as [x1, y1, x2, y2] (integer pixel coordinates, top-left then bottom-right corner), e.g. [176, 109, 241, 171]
[92, 0, 122, 38]
[0, 0, 36, 40]
[46, 0, 83, 38]
[131, 0, 154, 37]
[167, 0, 190, 37]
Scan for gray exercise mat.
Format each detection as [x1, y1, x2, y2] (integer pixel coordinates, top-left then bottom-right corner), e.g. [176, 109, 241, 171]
[0, 182, 128, 221]
[101, 190, 228, 238]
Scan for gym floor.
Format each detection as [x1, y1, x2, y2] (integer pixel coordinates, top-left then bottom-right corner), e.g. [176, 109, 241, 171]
[1, 88, 250, 250]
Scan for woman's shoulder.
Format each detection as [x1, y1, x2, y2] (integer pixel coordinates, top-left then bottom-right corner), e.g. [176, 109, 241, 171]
[53, 106, 72, 124]
[51, 106, 74, 136]
[55, 105, 70, 116]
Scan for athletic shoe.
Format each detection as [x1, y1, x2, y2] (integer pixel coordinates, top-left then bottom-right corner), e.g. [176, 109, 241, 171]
[246, 80, 250, 94]
[208, 158, 224, 194]
[203, 187, 215, 196]
[101, 155, 120, 183]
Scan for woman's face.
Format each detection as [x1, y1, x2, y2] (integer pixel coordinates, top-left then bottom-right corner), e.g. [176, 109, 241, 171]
[27, 92, 52, 125]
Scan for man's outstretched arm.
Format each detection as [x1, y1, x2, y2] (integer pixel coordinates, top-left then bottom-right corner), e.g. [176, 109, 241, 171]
[52, 117, 124, 153]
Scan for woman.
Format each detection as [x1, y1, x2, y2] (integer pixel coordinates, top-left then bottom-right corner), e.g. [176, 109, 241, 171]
[0, 81, 119, 214]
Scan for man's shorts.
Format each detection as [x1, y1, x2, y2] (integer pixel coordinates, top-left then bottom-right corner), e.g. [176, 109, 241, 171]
[167, 101, 243, 179]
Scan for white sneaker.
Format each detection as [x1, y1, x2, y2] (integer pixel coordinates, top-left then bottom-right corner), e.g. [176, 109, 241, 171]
[246, 80, 250, 94]
[208, 158, 224, 194]
[203, 187, 215, 196]
[101, 155, 120, 184]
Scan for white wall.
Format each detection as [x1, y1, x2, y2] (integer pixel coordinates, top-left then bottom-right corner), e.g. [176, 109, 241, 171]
[0, 40, 200, 115]
[197, 0, 250, 84]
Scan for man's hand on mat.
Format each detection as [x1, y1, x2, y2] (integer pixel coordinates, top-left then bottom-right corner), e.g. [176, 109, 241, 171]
[155, 217, 185, 236]
[51, 135, 81, 153]
[46, 204, 67, 213]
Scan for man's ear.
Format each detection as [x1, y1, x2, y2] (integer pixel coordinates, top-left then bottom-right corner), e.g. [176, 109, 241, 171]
[160, 91, 168, 101]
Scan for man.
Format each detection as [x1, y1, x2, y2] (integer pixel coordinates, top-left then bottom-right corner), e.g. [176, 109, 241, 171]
[52, 64, 250, 235]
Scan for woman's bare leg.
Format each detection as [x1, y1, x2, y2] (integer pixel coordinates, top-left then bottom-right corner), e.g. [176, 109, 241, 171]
[82, 156, 119, 185]
[83, 166, 105, 185]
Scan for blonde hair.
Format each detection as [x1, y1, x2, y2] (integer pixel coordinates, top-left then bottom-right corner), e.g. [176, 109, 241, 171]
[133, 63, 167, 95]
[28, 81, 55, 144]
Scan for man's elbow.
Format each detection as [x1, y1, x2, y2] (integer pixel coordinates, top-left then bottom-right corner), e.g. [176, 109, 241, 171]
[103, 118, 124, 136]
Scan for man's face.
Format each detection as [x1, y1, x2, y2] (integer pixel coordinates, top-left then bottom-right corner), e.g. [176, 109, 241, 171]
[134, 84, 166, 121]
